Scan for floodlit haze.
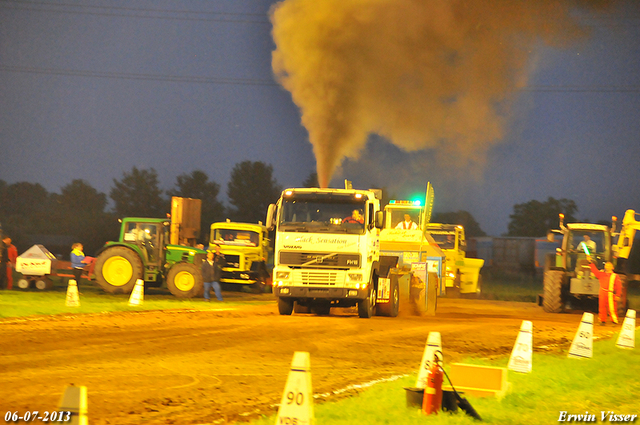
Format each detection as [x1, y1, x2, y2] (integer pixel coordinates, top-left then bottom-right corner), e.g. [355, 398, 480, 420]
[1, 0, 639, 236]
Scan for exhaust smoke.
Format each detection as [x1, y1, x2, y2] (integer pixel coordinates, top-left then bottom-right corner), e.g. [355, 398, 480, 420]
[270, 0, 616, 188]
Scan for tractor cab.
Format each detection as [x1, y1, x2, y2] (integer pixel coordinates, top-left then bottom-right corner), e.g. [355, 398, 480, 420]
[559, 224, 612, 273]
[122, 219, 166, 266]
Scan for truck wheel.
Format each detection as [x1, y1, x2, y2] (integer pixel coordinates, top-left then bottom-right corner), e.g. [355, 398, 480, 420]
[377, 276, 399, 317]
[95, 247, 142, 294]
[358, 281, 377, 318]
[166, 263, 203, 298]
[543, 270, 565, 313]
[278, 297, 293, 315]
[617, 274, 628, 319]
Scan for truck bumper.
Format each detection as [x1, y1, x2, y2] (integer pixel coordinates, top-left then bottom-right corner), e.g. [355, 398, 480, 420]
[274, 286, 369, 301]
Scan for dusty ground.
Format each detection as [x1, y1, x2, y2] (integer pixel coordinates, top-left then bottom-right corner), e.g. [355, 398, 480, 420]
[0, 294, 619, 424]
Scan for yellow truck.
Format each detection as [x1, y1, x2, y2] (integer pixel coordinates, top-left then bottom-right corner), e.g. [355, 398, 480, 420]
[379, 183, 448, 306]
[209, 221, 271, 292]
[425, 223, 484, 297]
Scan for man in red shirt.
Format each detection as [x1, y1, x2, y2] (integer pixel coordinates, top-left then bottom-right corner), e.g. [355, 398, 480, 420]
[588, 258, 622, 325]
[3, 236, 17, 290]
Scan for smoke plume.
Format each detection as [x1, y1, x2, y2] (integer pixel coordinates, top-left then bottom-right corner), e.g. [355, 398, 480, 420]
[270, 0, 615, 188]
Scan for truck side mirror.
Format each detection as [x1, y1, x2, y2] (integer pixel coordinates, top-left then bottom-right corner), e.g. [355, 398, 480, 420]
[266, 204, 277, 231]
[374, 211, 384, 229]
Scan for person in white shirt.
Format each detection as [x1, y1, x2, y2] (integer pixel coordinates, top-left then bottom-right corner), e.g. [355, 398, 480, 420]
[395, 214, 418, 230]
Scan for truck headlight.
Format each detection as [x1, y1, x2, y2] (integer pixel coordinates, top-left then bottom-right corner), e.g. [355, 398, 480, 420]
[276, 271, 290, 279]
[348, 273, 363, 282]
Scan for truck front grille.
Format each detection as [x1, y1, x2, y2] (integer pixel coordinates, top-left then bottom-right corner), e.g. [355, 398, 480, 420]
[225, 254, 240, 269]
[296, 270, 339, 285]
[280, 252, 360, 268]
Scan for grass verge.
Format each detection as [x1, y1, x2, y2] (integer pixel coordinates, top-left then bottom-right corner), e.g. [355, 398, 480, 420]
[0, 277, 272, 319]
[249, 329, 640, 424]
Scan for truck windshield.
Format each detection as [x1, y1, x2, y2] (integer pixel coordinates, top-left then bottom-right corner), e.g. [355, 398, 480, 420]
[280, 198, 366, 234]
[429, 232, 456, 250]
[385, 208, 422, 230]
[212, 229, 259, 246]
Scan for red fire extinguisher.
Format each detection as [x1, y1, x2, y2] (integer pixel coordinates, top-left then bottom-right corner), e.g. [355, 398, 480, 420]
[422, 351, 444, 415]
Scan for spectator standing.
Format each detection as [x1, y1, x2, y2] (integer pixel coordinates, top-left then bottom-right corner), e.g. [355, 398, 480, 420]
[3, 237, 17, 290]
[0, 234, 6, 290]
[202, 245, 226, 302]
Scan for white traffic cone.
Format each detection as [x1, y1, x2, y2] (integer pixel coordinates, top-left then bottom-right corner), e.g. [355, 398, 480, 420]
[616, 309, 636, 349]
[276, 352, 314, 425]
[415, 332, 442, 388]
[568, 312, 594, 359]
[65, 280, 80, 307]
[508, 320, 533, 373]
[58, 384, 88, 425]
[128, 279, 144, 307]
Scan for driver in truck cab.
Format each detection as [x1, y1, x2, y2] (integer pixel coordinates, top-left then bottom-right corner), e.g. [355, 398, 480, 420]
[343, 209, 364, 224]
[396, 214, 418, 230]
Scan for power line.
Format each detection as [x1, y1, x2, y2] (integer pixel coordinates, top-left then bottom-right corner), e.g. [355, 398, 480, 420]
[0, 0, 271, 25]
[522, 85, 640, 93]
[0, 65, 280, 87]
[1, 65, 638, 92]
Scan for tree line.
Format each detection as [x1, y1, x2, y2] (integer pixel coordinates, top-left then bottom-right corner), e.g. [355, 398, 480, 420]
[0, 160, 585, 257]
[0, 161, 281, 256]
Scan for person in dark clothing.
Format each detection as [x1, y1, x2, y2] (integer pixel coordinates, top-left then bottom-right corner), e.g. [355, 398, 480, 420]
[202, 245, 226, 302]
[0, 232, 7, 290]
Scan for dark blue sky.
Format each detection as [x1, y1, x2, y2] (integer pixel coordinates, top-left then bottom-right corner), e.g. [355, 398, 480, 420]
[1, 0, 639, 236]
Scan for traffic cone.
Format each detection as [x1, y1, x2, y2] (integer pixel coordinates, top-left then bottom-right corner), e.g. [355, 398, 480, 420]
[58, 384, 88, 425]
[128, 279, 144, 307]
[415, 332, 442, 388]
[616, 309, 636, 349]
[508, 320, 533, 373]
[568, 312, 593, 359]
[65, 280, 80, 307]
[276, 352, 314, 425]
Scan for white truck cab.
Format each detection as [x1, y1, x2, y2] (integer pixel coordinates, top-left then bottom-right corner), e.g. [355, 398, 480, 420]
[266, 187, 389, 318]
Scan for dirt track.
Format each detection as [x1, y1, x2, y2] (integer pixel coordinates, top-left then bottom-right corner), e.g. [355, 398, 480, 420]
[0, 295, 620, 424]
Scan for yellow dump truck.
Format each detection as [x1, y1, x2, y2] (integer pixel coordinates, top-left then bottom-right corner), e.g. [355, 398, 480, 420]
[425, 223, 484, 296]
[209, 221, 271, 291]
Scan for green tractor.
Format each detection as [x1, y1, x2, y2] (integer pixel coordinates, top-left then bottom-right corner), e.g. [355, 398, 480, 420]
[542, 214, 627, 316]
[93, 198, 207, 298]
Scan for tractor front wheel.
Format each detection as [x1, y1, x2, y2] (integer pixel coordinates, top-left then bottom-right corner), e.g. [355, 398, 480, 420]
[166, 263, 203, 298]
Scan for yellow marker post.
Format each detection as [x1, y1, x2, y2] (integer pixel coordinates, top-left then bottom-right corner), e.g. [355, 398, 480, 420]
[58, 384, 88, 425]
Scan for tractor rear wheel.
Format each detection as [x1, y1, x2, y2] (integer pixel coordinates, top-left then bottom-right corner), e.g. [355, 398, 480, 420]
[95, 247, 142, 294]
[543, 270, 565, 313]
[166, 263, 203, 298]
